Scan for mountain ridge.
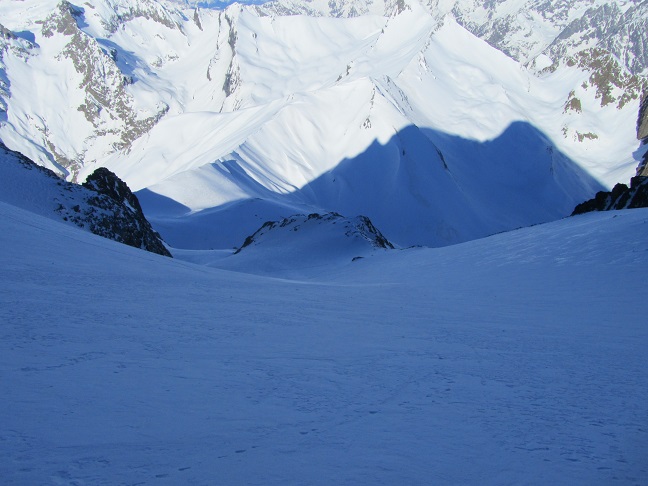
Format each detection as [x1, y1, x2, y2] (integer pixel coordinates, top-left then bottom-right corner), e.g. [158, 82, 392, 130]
[1, 0, 643, 181]
[0, 0, 646, 252]
[0, 141, 171, 256]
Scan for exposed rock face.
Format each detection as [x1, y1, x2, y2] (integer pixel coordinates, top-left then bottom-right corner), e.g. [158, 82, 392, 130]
[41, 1, 82, 37]
[0, 142, 171, 256]
[572, 176, 648, 214]
[0, 23, 17, 41]
[256, 0, 378, 17]
[38, 1, 169, 179]
[83, 167, 146, 216]
[557, 6, 638, 103]
[636, 92, 648, 177]
[447, 1, 648, 77]
[99, 0, 183, 33]
[638, 92, 648, 141]
[637, 152, 648, 178]
[446, 0, 648, 134]
[354, 215, 395, 250]
[82, 168, 172, 257]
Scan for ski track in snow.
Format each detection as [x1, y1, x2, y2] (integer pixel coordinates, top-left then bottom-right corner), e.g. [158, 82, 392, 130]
[1, 202, 647, 484]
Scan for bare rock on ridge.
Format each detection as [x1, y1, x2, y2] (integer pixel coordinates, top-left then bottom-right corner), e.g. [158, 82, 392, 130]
[82, 167, 172, 257]
[0, 142, 171, 257]
[572, 176, 648, 215]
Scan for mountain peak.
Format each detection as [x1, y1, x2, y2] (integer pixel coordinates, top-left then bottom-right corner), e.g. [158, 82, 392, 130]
[41, 1, 83, 38]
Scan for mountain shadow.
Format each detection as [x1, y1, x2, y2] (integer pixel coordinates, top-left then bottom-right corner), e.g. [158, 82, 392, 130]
[138, 121, 604, 250]
[294, 122, 604, 247]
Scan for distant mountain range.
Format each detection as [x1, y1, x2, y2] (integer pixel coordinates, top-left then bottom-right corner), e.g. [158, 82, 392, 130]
[0, 0, 646, 251]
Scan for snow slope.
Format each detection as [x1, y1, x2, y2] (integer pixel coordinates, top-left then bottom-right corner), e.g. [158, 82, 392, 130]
[1, 200, 647, 485]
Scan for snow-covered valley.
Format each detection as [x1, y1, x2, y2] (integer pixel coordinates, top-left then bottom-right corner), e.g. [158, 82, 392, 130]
[1, 0, 648, 483]
[1, 200, 647, 485]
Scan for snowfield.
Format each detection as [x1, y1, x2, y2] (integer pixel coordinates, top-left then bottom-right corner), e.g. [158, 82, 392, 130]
[1, 1, 647, 483]
[1, 200, 647, 485]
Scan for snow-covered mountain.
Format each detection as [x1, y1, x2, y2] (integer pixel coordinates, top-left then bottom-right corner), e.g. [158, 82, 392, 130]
[260, 0, 647, 78]
[222, 212, 395, 276]
[1, 2, 648, 482]
[257, 0, 648, 110]
[0, 0, 646, 250]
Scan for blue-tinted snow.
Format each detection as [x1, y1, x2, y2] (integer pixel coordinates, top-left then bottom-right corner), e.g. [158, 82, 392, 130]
[1, 201, 647, 484]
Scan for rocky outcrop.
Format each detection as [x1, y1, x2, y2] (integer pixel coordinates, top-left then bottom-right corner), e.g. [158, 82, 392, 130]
[637, 154, 648, 178]
[41, 1, 82, 37]
[0, 142, 171, 256]
[537, 3, 647, 109]
[0, 23, 17, 41]
[638, 92, 648, 142]
[82, 168, 172, 257]
[256, 0, 375, 17]
[99, 0, 183, 34]
[83, 167, 146, 216]
[572, 88, 648, 210]
[572, 176, 648, 215]
[447, 1, 647, 115]
[235, 212, 394, 255]
[636, 92, 648, 177]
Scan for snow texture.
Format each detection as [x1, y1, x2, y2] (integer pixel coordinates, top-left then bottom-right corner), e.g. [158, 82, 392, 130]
[1, 4, 647, 481]
[1, 198, 647, 485]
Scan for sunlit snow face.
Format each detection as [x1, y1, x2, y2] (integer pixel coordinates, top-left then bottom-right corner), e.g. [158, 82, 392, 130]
[170, 0, 271, 7]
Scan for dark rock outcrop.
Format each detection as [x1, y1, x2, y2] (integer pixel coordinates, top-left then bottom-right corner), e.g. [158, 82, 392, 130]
[82, 168, 172, 257]
[638, 148, 648, 178]
[83, 167, 146, 216]
[0, 142, 171, 257]
[572, 176, 648, 215]
[637, 92, 648, 177]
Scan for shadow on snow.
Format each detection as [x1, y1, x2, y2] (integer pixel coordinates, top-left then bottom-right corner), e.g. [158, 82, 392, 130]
[138, 121, 604, 250]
